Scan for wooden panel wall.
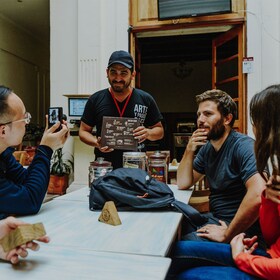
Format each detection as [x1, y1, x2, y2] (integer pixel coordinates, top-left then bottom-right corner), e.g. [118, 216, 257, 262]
[130, 0, 245, 27]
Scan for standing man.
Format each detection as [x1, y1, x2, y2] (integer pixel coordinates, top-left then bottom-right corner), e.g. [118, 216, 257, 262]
[177, 89, 266, 245]
[79, 50, 164, 169]
[0, 85, 69, 219]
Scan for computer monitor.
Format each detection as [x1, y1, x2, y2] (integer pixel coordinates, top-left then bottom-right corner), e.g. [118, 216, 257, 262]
[68, 97, 88, 117]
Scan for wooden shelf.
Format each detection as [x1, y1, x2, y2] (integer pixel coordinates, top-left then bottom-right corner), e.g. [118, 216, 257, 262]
[63, 94, 91, 98]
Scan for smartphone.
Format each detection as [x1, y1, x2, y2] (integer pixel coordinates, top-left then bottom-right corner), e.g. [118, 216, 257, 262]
[48, 107, 63, 131]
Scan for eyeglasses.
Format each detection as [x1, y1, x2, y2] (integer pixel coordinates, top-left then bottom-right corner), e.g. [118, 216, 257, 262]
[0, 112, 32, 126]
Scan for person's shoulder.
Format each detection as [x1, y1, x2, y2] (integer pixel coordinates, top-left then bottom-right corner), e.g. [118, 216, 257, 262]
[133, 88, 152, 97]
[0, 148, 16, 170]
[231, 130, 254, 143]
[229, 131, 255, 154]
[1, 147, 14, 158]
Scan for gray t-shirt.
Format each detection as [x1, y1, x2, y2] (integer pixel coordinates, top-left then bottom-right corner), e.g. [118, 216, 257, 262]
[193, 130, 258, 221]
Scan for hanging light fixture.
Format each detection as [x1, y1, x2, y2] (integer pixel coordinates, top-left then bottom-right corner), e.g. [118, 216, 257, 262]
[172, 60, 193, 79]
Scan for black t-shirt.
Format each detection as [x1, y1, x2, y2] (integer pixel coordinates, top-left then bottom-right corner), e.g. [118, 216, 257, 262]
[81, 88, 163, 168]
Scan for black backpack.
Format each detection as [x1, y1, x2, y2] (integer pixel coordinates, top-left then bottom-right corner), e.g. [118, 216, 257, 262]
[89, 168, 207, 228]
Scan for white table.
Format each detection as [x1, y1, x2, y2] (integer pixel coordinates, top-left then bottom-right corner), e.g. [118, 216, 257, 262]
[1, 244, 171, 280]
[21, 198, 182, 257]
[54, 186, 90, 202]
[15, 184, 192, 279]
[169, 184, 193, 204]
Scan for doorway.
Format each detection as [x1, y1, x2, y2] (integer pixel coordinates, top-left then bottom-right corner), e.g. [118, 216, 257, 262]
[131, 24, 245, 160]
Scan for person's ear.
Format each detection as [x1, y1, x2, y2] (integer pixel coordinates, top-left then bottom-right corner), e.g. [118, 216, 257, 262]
[224, 113, 233, 125]
[131, 70, 136, 80]
[0, 125, 6, 136]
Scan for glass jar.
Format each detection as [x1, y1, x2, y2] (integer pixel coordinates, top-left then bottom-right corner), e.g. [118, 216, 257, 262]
[123, 152, 147, 170]
[88, 157, 113, 187]
[147, 151, 168, 183]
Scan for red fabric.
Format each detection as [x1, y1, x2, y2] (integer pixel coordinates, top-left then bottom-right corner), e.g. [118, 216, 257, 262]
[235, 195, 280, 279]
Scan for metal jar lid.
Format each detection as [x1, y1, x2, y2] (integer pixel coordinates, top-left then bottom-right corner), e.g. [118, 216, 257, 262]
[148, 151, 167, 160]
[90, 157, 112, 167]
[123, 152, 146, 158]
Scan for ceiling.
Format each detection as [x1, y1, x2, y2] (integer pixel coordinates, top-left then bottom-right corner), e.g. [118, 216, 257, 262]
[0, 0, 49, 44]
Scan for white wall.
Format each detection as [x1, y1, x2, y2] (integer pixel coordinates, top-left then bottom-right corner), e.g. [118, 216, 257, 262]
[0, 14, 49, 125]
[50, 0, 78, 108]
[50, 0, 129, 114]
[50, 0, 129, 184]
[246, 0, 280, 137]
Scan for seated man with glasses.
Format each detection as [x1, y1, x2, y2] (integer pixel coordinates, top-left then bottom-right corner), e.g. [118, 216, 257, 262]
[0, 85, 69, 219]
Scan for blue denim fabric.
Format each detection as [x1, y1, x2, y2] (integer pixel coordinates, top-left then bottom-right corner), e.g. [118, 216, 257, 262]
[177, 266, 258, 280]
[181, 212, 266, 250]
[168, 241, 269, 280]
[181, 212, 230, 241]
[170, 241, 235, 273]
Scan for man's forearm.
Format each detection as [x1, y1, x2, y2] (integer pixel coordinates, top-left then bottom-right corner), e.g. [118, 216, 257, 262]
[79, 131, 98, 147]
[224, 197, 261, 242]
[147, 126, 164, 141]
[223, 173, 265, 242]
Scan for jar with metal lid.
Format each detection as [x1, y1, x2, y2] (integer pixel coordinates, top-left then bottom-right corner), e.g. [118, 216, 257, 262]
[147, 151, 168, 183]
[123, 152, 147, 170]
[88, 157, 113, 188]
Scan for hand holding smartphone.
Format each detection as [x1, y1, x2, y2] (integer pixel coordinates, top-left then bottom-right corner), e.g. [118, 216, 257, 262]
[48, 107, 63, 131]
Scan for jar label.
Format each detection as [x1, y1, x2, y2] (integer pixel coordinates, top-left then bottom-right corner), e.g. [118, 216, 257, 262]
[149, 166, 166, 183]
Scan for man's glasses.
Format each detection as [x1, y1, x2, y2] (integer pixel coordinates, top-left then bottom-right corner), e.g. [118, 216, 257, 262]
[0, 112, 32, 126]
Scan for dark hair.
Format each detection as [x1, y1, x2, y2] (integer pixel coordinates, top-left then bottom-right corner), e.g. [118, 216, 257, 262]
[250, 84, 280, 177]
[195, 89, 237, 127]
[0, 85, 13, 122]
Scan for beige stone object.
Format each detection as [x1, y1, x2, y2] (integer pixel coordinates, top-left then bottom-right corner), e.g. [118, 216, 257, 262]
[0, 223, 46, 252]
[98, 201, 122, 226]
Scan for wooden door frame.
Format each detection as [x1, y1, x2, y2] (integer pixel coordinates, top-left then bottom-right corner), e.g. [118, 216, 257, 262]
[212, 24, 245, 132]
[130, 20, 246, 130]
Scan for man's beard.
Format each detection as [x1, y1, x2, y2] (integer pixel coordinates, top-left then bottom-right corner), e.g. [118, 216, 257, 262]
[110, 80, 131, 93]
[207, 117, 226, 140]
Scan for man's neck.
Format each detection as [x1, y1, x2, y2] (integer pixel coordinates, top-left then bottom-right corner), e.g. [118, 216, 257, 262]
[110, 87, 132, 102]
[210, 128, 232, 152]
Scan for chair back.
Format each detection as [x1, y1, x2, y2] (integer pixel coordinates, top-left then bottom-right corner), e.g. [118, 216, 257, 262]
[189, 177, 210, 213]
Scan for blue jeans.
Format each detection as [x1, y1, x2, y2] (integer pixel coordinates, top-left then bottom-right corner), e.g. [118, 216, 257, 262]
[181, 212, 266, 250]
[175, 266, 259, 280]
[167, 241, 269, 280]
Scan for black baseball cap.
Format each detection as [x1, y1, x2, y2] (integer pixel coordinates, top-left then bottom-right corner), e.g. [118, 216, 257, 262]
[107, 50, 134, 70]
